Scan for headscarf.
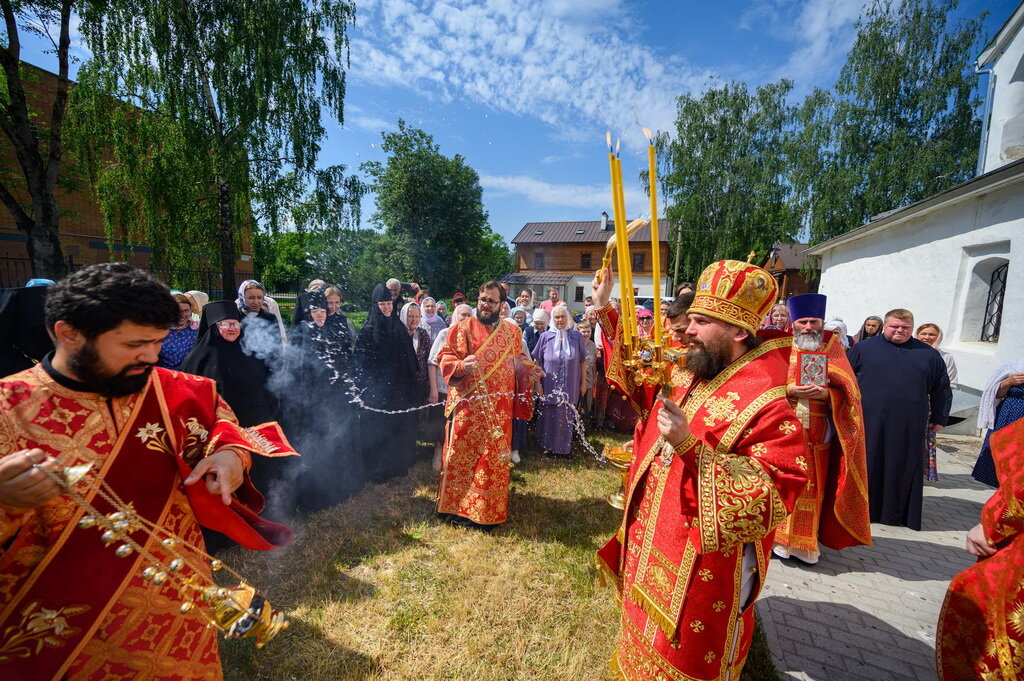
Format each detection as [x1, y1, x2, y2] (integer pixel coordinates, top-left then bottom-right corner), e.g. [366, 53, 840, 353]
[550, 304, 571, 357]
[421, 297, 443, 326]
[236, 279, 266, 316]
[450, 303, 472, 326]
[184, 291, 209, 321]
[979, 359, 1024, 430]
[180, 301, 279, 426]
[510, 306, 528, 330]
[854, 316, 883, 343]
[824, 320, 850, 349]
[353, 284, 418, 409]
[532, 308, 550, 324]
[400, 302, 425, 352]
[437, 301, 448, 318]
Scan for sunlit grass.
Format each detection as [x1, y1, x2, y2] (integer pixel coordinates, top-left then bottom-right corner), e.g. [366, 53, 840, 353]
[219, 429, 778, 680]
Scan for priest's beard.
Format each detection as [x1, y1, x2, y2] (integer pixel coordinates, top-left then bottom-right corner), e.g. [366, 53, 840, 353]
[67, 340, 153, 397]
[685, 333, 733, 380]
[794, 329, 824, 351]
[478, 309, 500, 326]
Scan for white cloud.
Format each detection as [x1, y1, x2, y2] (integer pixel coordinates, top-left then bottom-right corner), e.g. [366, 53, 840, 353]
[740, 0, 871, 86]
[480, 173, 646, 214]
[347, 0, 711, 146]
[345, 115, 396, 133]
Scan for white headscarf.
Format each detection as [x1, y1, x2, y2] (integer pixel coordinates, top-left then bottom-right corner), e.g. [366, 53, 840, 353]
[824, 320, 849, 349]
[532, 308, 550, 324]
[978, 358, 1024, 430]
[551, 304, 571, 357]
[400, 302, 422, 351]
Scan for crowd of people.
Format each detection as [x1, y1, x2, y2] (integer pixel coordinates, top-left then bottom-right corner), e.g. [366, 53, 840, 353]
[0, 260, 1020, 680]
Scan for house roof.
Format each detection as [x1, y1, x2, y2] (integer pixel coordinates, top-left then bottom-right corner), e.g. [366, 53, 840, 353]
[500, 272, 576, 286]
[761, 243, 809, 272]
[977, 1, 1024, 67]
[511, 220, 672, 244]
[806, 156, 1024, 256]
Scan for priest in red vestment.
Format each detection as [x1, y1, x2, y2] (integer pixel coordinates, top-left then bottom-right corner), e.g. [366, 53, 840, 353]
[772, 293, 872, 565]
[436, 280, 539, 528]
[937, 416, 1024, 680]
[593, 260, 808, 681]
[0, 263, 295, 681]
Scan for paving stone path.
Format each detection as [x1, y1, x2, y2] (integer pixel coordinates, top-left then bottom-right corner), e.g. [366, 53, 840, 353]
[756, 434, 991, 681]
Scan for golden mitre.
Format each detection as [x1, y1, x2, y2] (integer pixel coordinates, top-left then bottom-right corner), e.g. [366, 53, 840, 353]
[687, 260, 777, 335]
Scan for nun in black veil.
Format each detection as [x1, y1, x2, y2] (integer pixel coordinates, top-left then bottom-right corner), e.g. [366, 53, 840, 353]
[181, 301, 295, 520]
[285, 291, 365, 510]
[355, 283, 420, 482]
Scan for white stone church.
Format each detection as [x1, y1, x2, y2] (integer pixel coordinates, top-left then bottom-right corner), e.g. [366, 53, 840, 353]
[807, 3, 1024, 433]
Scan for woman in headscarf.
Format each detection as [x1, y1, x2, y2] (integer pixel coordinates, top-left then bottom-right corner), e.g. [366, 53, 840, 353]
[400, 301, 432, 405]
[974, 358, 1024, 487]
[158, 291, 199, 369]
[181, 301, 292, 520]
[915, 323, 959, 482]
[420, 297, 447, 340]
[286, 290, 364, 510]
[236, 279, 286, 344]
[761, 302, 791, 331]
[533, 305, 586, 458]
[824, 319, 852, 352]
[183, 290, 209, 324]
[854, 315, 883, 343]
[355, 284, 420, 482]
[510, 306, 529, 332]
[324, 285, 357, 354]
[436, 300, 449, 324]
[427, 303, 474, 471]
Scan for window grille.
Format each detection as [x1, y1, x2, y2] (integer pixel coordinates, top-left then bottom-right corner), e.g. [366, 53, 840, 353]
[981, 262, 1007, 342]
[574, 286, 584, 302]
[580, 253, 592, 269]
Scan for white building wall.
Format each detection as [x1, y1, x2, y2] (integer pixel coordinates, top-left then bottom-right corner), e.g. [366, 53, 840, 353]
[983, 10, 1024, 173]
[816, 180, 1022, 423]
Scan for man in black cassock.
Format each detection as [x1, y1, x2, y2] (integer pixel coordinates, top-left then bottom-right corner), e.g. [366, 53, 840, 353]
[848, 308, 952, 530]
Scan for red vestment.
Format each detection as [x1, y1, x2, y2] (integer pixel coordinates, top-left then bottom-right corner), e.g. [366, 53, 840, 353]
[937, 417, 1024, 680]
[594, 306, 808, 681]
[773, 331, 871, 554]
[0, 365, 295, 680]
[436, 317, 526, 525]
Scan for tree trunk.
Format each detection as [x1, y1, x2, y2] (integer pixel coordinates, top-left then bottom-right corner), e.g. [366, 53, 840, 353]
[672, 222, 682, 289]
[217, 179, 235, 297]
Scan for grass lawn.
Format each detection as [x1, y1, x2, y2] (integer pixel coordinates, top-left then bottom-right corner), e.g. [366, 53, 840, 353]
[219, 430, 780, 680]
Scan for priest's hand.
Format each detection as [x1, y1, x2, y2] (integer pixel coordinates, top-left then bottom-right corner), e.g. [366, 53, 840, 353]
[966, 523, 997, 557]
[462, 354, 479, 374]
[591, 265, 613, 309]
[0, 449, 63, 509]
[185, 449, 244, 505]
[656, 395, 691, 447]
[787, 383, 829, 401]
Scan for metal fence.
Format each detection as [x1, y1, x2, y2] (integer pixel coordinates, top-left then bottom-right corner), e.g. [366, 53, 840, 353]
[0, 257, 252, 299]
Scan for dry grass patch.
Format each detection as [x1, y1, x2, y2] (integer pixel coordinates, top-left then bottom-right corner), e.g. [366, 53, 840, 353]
[219, 431, 778, 681]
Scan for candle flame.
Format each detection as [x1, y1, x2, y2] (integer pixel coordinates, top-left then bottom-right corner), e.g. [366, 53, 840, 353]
[642, 127, 653, 144]
[606, 130, 612, 150]
[615, 138, 621, 156]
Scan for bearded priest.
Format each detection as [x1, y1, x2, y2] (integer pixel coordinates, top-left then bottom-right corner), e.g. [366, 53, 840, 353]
[772, 293, 872, 565]
[593, 260, 808, 681]
[0, 263, 296, 680]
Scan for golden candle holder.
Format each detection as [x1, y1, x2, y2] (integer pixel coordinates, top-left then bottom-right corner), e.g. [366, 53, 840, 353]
[605, 443, 634, 510]
[621, 339, 671, 388]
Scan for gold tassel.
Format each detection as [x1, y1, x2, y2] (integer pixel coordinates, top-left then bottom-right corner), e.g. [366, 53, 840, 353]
[628, 584, 679, 641]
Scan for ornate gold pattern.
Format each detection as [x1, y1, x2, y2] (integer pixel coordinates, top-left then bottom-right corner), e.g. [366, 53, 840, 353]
[0, 601, 89, 661]
[702, 392, 740, 427]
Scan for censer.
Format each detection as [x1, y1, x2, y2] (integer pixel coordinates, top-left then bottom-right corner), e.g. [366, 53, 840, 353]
[48, 461, 289, 648]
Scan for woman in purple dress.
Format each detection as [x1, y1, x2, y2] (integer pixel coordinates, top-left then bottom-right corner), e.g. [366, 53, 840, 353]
[533, 305, 586, 458]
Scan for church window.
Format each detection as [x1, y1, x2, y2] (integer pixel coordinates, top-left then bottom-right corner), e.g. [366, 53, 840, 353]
[981, 262, 1007, 342]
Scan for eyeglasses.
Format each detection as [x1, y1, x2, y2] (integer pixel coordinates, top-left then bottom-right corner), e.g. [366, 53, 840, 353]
[216, 321, 241, 330]
[477, 298, 500, 306]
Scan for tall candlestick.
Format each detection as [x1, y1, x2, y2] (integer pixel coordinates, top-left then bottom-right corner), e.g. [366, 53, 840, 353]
[643, 128, 663, 346]
[607, 134, 632, 348]
[612, 150, 636, 340]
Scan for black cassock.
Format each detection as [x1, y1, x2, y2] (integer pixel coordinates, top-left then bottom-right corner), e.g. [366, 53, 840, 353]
[848, 334, 952, 530]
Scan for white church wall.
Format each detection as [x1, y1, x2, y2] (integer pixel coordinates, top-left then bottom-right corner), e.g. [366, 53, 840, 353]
[984, 17, 1024, 174]
[816, 180, 1023, 424]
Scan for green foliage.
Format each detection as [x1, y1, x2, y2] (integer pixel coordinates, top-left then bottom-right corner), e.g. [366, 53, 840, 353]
[792, 0, 986, 243]
[362, 120, 512, 295]
[662, 80, 801, 283]
[65, 0, 358, 284]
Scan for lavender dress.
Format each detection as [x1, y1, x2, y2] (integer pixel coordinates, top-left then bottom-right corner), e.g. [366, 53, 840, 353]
[533, 328, 586, 456]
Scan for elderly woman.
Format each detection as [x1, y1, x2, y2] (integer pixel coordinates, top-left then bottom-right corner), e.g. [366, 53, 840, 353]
[158, 291, 200, 369]
[427, 303, 474, 471]
[763, 302, 791, 331]
[854, 315, 883, 343]
[355, 284, 420, 482]
[236, 279, 286, 343]
[421, 297, 447, 340]
[400, 302, 432, 405]
[510, 306, 529, 332]
[524, 308, 549, 354]
[533, 305, 586, 458]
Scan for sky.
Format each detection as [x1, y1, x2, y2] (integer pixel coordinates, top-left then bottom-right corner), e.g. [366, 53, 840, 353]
[13, 0, 1019, 245]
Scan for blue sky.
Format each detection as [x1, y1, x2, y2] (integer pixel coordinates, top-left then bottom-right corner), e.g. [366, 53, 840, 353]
[16, 0, 1018, 244]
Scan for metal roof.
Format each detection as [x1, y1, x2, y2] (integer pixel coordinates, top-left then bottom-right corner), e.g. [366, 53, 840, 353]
[500, 272, 576, 286]
[511, 220, 672, 244]
[762, 243, 809, 272]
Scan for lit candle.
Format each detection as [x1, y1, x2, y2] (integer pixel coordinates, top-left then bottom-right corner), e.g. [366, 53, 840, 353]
[612, 147, 637, 339]
[607, 133, 632, 348]
[643, 127, 663, 346]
